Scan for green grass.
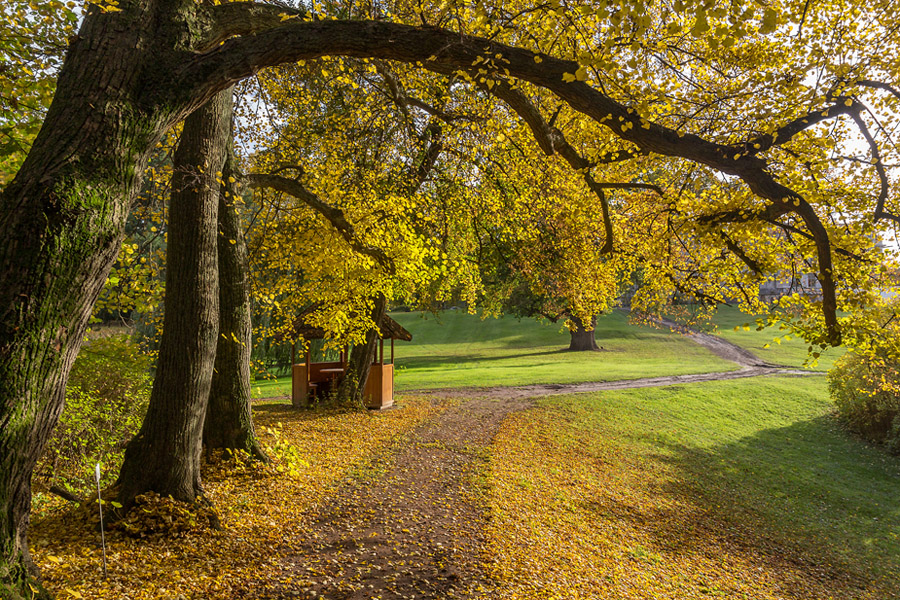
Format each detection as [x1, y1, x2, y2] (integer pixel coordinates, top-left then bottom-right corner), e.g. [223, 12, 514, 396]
[251, 310, 739, 397]
[711, 305, 845, 370]
[539, 376, 900, 587]
[251, 306, 845, 398]
[389, 310, 741, 390]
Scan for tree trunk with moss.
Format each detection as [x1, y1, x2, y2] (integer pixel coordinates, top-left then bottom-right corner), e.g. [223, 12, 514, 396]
[203, 121, 267, 461]
[117, 90, 230, 507]
[0, 6, 175, 596]
[334, 295, 387, 407]
[568, 315, 600, 351]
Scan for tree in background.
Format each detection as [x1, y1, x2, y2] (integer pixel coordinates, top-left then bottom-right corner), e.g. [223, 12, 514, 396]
[116, 90, 231, 508]
[0, 0, 77, 184]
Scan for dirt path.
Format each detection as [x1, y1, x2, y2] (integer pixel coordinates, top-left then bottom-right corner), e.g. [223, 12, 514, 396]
[648, 314, 776, 367]
[252, 329, 822, 598]
[253, 397, 530, 599]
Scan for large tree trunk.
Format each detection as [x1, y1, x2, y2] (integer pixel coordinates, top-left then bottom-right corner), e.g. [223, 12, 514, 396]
[0, 6, 175, 597]
[334, 295, 387, 407]
[203, 121, 267, 462]
[117, 90, 230, 506]
[568, 315, 600, 352]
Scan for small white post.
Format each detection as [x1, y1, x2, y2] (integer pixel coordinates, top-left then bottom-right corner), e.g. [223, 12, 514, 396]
[94, 463, 108, 579]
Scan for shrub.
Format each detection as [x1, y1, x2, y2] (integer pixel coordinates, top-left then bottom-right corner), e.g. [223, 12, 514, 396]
[36, 334, 151, 496]
[828, 351, 900, 454]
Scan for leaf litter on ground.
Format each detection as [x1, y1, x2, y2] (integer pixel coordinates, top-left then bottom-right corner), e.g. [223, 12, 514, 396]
[30, 397, 444, 599]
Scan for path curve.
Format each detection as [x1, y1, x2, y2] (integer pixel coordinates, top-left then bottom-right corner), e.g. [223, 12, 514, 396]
[411, 318, 821, 401]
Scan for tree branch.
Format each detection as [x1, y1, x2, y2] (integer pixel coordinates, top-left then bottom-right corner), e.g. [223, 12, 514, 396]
[486, 80, 624, 253]
[720, 233, 763, 276]
[195, 2, 307, 53]
[174, 18, 863, 341]
[740, 99, 856, 156]
[855, 79, 900, 102]
[244, 172, 395, 273]
[846, 109, 897, 224]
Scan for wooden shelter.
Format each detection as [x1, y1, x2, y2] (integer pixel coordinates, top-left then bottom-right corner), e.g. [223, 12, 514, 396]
[280, 306, 412, 410]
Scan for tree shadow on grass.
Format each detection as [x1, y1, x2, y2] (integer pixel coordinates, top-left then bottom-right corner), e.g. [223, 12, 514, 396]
[598, 415, 900, 598]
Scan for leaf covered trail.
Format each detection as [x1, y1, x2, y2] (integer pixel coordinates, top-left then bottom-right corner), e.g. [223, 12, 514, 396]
[252, 397, 531, 599]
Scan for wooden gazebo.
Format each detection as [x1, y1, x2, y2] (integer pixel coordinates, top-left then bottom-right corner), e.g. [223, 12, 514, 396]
[280, 306, 412, 410]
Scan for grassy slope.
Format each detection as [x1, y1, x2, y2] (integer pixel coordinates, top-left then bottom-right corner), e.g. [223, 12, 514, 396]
[711, 305, 845, 370]
[251, 310, 737, 397]
[488, 377, 900, 598]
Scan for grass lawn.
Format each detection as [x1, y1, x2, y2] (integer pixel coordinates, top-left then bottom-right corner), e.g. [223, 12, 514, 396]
[711, 304, 845, 370]
[488, 376, 900, 599]
[252, 310, 738, 396]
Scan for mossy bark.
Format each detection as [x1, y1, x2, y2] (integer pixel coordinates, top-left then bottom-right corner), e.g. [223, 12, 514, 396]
[203, 112, 267, 462]
[0, 5, 176, 595]
[117, 90, 230, 506]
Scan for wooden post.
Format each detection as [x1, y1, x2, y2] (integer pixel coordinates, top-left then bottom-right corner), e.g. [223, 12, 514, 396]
[291, 342, 296, 366]
[391, 338, 394, 364]
[379, 338, 384, 364]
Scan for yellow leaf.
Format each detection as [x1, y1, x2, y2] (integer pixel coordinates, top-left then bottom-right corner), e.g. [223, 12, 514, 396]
[691, 8, 710, 37]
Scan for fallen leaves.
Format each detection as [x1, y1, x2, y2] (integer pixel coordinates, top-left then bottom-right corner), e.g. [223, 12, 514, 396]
[484, 400, 893, 599]
[30, 397, 441, 599]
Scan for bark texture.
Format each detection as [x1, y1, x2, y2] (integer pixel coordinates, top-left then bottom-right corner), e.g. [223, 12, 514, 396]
[203, 123, 267, 461]
[568, 315, 600, 352]
[117, 90, 230, 506]
[334, 296, 387, 407]
[0, 5, 167, 597]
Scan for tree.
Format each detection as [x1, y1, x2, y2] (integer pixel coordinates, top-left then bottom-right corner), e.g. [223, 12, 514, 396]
[203, 127, 268, 461]
[240, 59, 468, 404]
[0, 0, 77, 184]
[2, 1, 898, 595]
[116, 88, 230, 508]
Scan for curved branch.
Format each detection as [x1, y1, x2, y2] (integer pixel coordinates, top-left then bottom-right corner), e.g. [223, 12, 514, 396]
[244, 172, 395, 273]
[855, 79, 900, 102]
[174, 18, 856, 340]
[486, 81, 623, 253]
[846, 109, 897, 224]
[195, 2, 307, 53]
[792, 195, 840, 344]
[740, 99, 856, 155]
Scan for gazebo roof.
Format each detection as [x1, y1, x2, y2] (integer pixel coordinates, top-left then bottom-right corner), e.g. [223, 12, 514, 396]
[278, 304, 412, 342]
